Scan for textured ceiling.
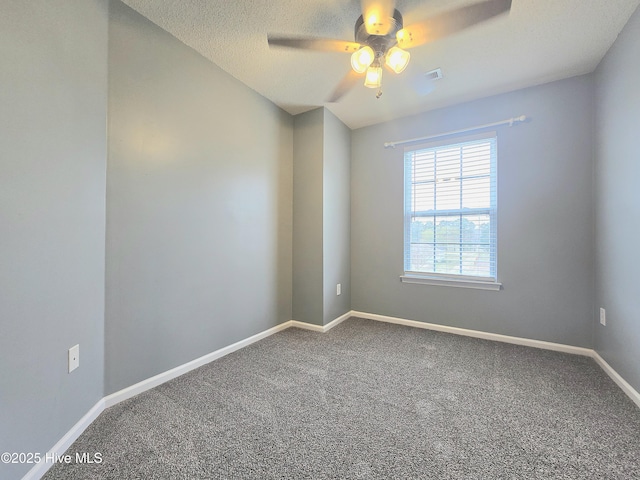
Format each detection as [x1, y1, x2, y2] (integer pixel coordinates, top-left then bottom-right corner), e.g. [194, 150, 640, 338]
[120, 0, 640, 129]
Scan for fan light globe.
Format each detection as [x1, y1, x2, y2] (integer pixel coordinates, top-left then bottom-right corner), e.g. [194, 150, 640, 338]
[385, 47, 410, 74]
[351, 46, 375, 74]
[364, 65, 383, 88]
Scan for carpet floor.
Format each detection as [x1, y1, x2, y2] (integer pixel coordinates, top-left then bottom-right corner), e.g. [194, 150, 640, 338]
[43, 317, 640, 479]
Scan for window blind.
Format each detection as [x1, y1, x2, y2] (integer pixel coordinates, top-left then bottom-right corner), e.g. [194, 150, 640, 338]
[403, 132, 497, 280]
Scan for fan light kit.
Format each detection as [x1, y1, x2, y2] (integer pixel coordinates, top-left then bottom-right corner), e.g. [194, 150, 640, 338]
[268, 0, 512, 102]
[349, 7, 409, 94]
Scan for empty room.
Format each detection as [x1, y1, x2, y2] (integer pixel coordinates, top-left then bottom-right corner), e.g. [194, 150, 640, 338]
[2, 0, 640, 478]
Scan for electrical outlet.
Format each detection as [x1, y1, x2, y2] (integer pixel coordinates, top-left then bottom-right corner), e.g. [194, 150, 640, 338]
[599, 308, 606, 326]
[68, 344, 79, 373]
[337, 283, 341, 296]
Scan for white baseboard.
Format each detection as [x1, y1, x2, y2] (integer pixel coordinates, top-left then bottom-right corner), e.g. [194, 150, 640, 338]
[22, 399, 105, 480]
[287, 320, 324, 332]
[591, 352, 640, 409]
[24, 314, 350, 479]
[289, 310, 351, 333]
[105, 312, 351, 409]
[351, 310, 593, 356]
[25, 310, 639, 479]
[103, 321, 291, 408]
[352, 310, 639, 408]
[23, 321, 293, 480]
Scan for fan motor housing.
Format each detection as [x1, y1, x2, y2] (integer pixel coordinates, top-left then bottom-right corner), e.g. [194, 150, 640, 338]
[354, 9, 403, 57]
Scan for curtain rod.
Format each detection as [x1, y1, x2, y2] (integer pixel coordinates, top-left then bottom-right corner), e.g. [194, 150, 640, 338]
[383, 115, 528, 149]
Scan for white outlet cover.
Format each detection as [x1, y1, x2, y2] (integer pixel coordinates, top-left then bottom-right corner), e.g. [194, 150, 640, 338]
[599, 308, 606, 326]
[337, 284, 341, 296]
[68, 344, 79, 373]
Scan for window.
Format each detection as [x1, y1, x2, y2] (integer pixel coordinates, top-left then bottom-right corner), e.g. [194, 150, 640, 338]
[402, 132, 499, 290]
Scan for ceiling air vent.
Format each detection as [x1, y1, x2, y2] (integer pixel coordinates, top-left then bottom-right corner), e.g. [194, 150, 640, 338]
[425, 68, 443, 81]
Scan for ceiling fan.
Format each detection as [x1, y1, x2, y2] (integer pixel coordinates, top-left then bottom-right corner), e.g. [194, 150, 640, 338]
[268, 0, 512, 101]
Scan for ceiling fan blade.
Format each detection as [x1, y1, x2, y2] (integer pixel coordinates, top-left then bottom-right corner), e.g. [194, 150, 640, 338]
[327, 70, 362, 103]
[361, 0, 396, 36]
[268, 36, 361, 53]
[396, 0, 511, 49]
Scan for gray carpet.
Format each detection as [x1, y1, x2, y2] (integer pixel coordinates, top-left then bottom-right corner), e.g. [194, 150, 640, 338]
[43, 318, 640, 479]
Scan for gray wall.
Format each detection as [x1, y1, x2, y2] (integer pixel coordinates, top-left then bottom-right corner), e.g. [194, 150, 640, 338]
[0, 1, 108, 478]
[3, 0, 638, 473]
[351, 75, 595, 347]
[106, 1, 293, 394]
[323, 110, 352, 324]
[594, 6, 640, 392]
[292, 108, 351, 326]
[292, 109, 325, 326]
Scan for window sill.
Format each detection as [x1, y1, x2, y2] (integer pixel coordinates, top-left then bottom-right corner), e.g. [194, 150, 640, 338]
[400, 274, 502, 291]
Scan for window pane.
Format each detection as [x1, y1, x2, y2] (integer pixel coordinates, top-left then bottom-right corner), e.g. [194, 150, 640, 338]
[461, 245, 491, 277]
[462, 143, 491, 177]
[462, 158, 490, 178]
[409, 242, 435, 272]
[436, 147, 461, 180]
[412, 151, 434, 182]
[461, 215, 491, 244]
[413, 182, 434, 212]
[434, 244, 460, 275]
[461, 177, 490, 209]
[434, 216, 461, 244]
[435, 178, 460, 210]
[410, 217, 434, 244]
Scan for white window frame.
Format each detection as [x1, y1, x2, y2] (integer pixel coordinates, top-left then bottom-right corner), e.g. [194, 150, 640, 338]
[401, 132, 501, 291]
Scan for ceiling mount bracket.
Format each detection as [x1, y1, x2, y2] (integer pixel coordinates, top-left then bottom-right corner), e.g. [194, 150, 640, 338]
[354, 9, 403, 56]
